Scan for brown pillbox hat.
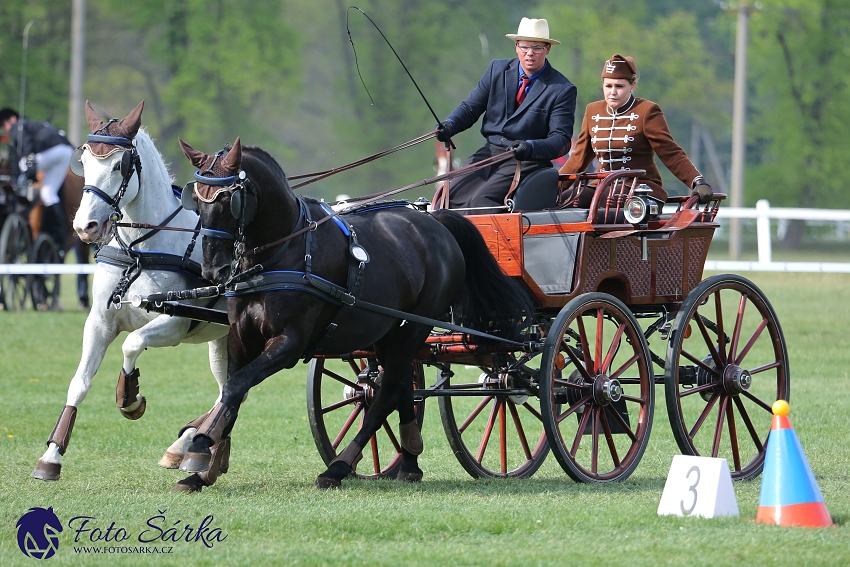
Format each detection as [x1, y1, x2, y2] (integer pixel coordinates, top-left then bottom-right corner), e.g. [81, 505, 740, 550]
[601, 54, 637, 82]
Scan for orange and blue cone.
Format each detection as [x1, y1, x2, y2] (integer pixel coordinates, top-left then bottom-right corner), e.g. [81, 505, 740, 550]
[756, 400, 833, 527]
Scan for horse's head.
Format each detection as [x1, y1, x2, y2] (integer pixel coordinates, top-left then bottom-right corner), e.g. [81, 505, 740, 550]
[72, 100, 144, 243]
[179, 137, 257, 284]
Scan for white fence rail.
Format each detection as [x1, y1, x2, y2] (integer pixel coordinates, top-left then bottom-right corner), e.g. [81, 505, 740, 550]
[1, 200, 848, 275]
[703, 200, 850, 272]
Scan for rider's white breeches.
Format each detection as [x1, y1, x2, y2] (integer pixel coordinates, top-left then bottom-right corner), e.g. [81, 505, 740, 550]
[36, 145, 74, 207]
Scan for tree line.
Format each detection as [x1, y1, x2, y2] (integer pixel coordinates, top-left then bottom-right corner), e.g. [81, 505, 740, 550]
[1, 0, 847, 211]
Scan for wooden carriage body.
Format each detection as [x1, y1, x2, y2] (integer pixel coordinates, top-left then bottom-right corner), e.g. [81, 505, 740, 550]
[468, 211, 717, 312]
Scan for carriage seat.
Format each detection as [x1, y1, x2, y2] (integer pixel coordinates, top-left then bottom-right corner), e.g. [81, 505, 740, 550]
[510, 167, 559, 211]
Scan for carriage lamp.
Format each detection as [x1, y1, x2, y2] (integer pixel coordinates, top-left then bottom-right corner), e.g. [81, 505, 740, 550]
[624, 184, 660, 225]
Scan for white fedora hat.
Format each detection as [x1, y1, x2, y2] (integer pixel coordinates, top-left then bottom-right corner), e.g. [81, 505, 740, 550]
[506, 17, 560, 45]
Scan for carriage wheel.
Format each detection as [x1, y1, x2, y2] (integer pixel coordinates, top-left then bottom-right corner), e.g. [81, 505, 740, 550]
[307, 357, 425, 479]
[438, 357, 550, 479]
[540, 293, 654, 483]
[664, 274, 789, 480]
[0, 214, 31, 311]
[28, 234, 61, 311]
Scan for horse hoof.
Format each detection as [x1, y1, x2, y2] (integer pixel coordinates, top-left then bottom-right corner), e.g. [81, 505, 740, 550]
[31, 460, 61, 481]
[119, 396, 147, 420]
[314, 475, 341, 490]
[396, 470, 423, 483]
[179, 450, 211, 473]
[158, 451, 183, 469]
[171, 474, 208, 493]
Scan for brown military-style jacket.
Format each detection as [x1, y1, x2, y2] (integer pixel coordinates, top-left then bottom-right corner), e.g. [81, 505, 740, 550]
[560, 96, 701, 203]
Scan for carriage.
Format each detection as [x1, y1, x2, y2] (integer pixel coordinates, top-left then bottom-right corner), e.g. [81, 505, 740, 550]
[302, 168, 788, 483]
[0, 133, 86, 311]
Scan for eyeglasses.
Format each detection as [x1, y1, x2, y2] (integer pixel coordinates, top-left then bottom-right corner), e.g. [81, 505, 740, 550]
[517, 44, 547, 54]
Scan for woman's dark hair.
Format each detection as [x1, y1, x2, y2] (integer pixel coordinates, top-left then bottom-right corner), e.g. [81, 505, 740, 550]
[0, 108, 19, 124]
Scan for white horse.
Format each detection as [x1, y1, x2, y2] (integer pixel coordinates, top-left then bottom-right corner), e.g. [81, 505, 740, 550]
[31, 101, 230, 492]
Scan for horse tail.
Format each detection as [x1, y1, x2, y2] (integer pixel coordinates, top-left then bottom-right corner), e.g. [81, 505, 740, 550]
[430, 209, 536, 340]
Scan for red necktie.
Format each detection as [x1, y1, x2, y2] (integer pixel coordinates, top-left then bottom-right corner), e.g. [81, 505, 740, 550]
[516, 76, 531, 106]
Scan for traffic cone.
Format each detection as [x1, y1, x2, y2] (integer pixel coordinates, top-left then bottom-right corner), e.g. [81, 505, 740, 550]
[756, 400, 833, 527]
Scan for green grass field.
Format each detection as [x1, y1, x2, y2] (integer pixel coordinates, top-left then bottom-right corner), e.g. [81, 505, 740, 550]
[1, 272, 848, 566]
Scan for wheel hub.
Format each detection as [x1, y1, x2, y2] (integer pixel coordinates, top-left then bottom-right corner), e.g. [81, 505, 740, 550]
[592, 375, 622, 406]
[722, 365, 752, 396]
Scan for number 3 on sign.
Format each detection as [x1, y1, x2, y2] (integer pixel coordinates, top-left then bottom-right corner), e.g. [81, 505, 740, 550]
[679, 466, 700, 515]
[657, 455, 739, 518]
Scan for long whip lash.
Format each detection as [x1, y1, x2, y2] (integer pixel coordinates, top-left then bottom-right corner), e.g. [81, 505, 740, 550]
[346, 6, 442, 126]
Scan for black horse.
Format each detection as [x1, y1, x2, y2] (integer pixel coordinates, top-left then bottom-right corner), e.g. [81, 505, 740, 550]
[175, 137, 533, 489]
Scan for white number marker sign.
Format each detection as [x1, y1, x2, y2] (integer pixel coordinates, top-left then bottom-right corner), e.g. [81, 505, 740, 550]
[657, 455, 739, 518]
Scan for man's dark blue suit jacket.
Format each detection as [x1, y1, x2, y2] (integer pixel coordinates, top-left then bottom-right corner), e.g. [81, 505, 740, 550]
[446, 58, 577, 160]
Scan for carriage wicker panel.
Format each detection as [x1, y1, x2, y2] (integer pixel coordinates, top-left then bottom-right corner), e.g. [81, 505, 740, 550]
[688, 236, 709, 292]
[655, 238, 685, 298]
[580, 237, 612, 293]
[616, 238, 651, 297]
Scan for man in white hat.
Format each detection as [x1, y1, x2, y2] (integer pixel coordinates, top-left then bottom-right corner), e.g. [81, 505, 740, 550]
[435, 17, 576, 211]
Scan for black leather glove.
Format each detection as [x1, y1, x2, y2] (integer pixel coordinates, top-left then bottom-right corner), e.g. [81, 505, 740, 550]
[510, 141, 532, 161]
[692, 181, 713, 205]
[435, 120, 454, 143]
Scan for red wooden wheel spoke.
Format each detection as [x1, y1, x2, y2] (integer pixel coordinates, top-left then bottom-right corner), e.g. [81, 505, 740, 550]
[370, 435, 380, 474]
[557, 395, 592, 423]
[591, 408, 600, 474]
[323, 368, 360, 390]
[499, 399, 508, 474]
[608, 352, 640, 381]
[605, 402, 637, 442]
[727, 294, 747, 364]
[565, 343, 595, 383]
[736, 318, 768, 366]
[679, 382, 718, 398]
[726, 401, 741, 471]
[748, 360, 782, 375]
[594, 309, 604, 374]
[732, 395, 764, 452]
[321, 394, 362, 414]
[711, 395, 729, 458]
[600, 408, 620, 467]
[695, 314, 723, 369]
[741, 390, 774, 413]
[576, 315, 593, 374]
[619, 393, 646, 404]
[570, 404, 592, 457]
[688, 390, 720, 439]
[680, 349, 721, 376]
[521, 401, 545, 422]
[383, 421, 401, 453]
[508, 401, 533, 460]
[347, 359, 362, 374]
[713, 290, 727, 364]
[458, 395, 494, 434]
[601, 322, 626, 374]
[476, 399, 501, 463]
[332, 403, 363, 449]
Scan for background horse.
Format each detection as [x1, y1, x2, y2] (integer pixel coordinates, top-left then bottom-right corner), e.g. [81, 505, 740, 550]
[176, 137, 533, 488]
[31, 101, 229, 492]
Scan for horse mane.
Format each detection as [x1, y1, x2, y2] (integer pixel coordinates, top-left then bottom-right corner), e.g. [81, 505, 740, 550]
[242, 145, 290, 191]
[134, 127, 176, 186]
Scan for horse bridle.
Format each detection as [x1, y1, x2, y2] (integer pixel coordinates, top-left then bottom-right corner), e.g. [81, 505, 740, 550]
[180, 147, 259, 277]
[71, 123, 143, 221]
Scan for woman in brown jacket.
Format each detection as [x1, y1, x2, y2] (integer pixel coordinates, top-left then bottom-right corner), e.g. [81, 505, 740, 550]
[559, 54, 712, 207]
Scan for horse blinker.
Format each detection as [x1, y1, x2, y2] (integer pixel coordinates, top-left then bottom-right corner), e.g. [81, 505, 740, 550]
[181, 182, 198, 211]
[70, 148, 85, 177]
